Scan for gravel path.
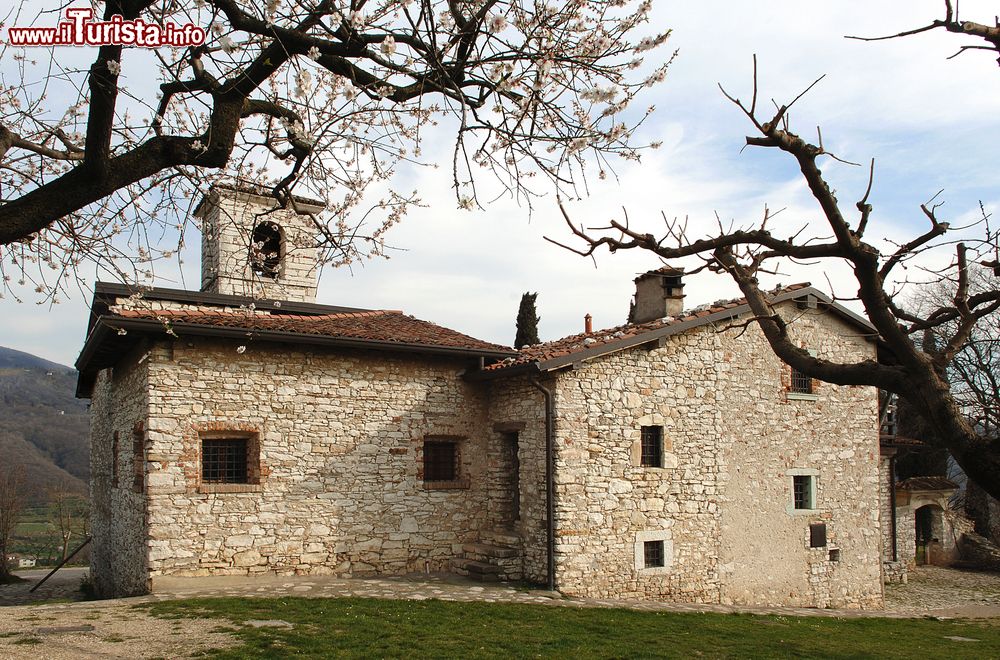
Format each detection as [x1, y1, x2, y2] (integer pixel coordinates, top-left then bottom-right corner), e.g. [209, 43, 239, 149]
[1, 565, 997, 658]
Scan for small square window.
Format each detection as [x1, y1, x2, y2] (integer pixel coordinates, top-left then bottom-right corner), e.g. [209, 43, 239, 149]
[790, 368, 813, 394]
[640, 426, 663, 468]
[810, 523, 827, 548]
[423, 440, 459, 482]
[643, 540, 665, 568]
[793, 474, 815, 510]
[202, 438, 249, 484]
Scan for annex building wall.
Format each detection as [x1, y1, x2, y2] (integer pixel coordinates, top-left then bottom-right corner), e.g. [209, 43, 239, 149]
[547, 304, 884, 608]
[89, 346, 151, 597]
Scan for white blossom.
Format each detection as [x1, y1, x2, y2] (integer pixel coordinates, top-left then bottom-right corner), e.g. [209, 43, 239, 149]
[488, 15, 507, 33]
[295, 69, 312, 97]
[380, 35, 396, 56]
[219, 35, 236, 54]
[106, 60, 121, 75]
[580, 86, 617, 103]
[307, 46, 321, 61]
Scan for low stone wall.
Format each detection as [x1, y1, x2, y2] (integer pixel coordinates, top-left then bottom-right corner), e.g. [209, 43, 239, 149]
[883, 561, 908, 584]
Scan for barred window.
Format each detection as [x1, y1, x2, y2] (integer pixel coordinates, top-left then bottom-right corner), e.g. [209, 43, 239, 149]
[644, 540, 665, 568]
[202, 438, 249, 484]
[640, 426, 663, 468]
[793, 474, 815, 510]
[423, 440, 458, 482]
[790, 368, 813, 394]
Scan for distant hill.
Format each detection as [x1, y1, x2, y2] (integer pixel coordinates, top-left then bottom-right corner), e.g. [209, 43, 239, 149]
[0, 345, 70, 372]
[0, 346, 88, 503]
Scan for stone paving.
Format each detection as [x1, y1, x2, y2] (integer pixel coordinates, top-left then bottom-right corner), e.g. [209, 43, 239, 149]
[3, 565, 999, 618]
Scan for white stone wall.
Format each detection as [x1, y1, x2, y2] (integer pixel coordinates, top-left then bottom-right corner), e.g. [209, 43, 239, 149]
[547, 304, 884, 608]
[198, 189, 320, 303]
[716, 308, 882, 609]
[141, 339, 492, 582]
[89, 346, 150, 598]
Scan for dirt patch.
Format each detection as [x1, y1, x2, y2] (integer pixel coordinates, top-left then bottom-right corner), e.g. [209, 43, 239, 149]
[0, 600, 236, 659]
[0, 568, 87, 606]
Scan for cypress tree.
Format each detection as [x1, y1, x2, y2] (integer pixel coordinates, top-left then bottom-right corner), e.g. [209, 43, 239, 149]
[514, 292, 540, 348]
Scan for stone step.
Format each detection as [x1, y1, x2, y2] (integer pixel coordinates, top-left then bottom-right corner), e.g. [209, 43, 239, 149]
[449, 558, 500, 582]
[451, 558, 501, 575]
[462, 542, 520, 559]
[482, 529, 521, 547]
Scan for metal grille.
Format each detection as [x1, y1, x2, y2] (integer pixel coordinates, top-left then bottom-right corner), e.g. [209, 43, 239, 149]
[790, 368, 813, 394]
[202, 438, 249, 484]
[423, 441, 457, 481]
[640, 426, 663, 467]
[644, 540, 664, 568]
[793, 475, 813, 510]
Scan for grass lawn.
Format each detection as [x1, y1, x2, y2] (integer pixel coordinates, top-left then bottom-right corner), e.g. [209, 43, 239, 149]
[142, 597, 999, 659]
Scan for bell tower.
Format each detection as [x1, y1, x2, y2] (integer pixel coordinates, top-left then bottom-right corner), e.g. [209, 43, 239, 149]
[196, 185, 324, 303]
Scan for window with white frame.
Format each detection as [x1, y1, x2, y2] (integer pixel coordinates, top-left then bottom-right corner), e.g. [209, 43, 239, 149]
[793, 474, 816, 510]
[634, 531, 673, 574]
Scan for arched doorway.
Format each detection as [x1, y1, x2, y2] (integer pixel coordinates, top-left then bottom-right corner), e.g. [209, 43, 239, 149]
[914, 504, 945, 565]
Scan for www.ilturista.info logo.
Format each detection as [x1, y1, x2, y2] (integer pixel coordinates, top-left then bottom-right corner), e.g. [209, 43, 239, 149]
[4, 7, 206, 48]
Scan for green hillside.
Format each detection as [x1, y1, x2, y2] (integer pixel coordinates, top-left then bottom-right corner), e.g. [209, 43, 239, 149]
[0, 346, 89, 502]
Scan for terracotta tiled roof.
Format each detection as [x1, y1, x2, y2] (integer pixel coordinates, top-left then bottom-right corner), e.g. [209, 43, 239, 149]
[485, 283, 812, 373]
[111, 308, 512, 354]
[897, 476, 958, 491]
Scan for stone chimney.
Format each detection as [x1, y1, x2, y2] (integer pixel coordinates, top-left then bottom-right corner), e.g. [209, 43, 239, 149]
[195, 185, 325, 303]
[629, 267, 684, 324]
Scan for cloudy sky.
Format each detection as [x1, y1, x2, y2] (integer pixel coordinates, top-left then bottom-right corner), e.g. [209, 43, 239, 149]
[2, 1, 999, 367]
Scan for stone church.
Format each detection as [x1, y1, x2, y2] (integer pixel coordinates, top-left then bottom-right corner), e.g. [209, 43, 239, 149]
[77, 185, 891, 608]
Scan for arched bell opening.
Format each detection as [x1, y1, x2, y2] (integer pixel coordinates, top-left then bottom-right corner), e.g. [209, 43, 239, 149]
[250, 221, 283, 279]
